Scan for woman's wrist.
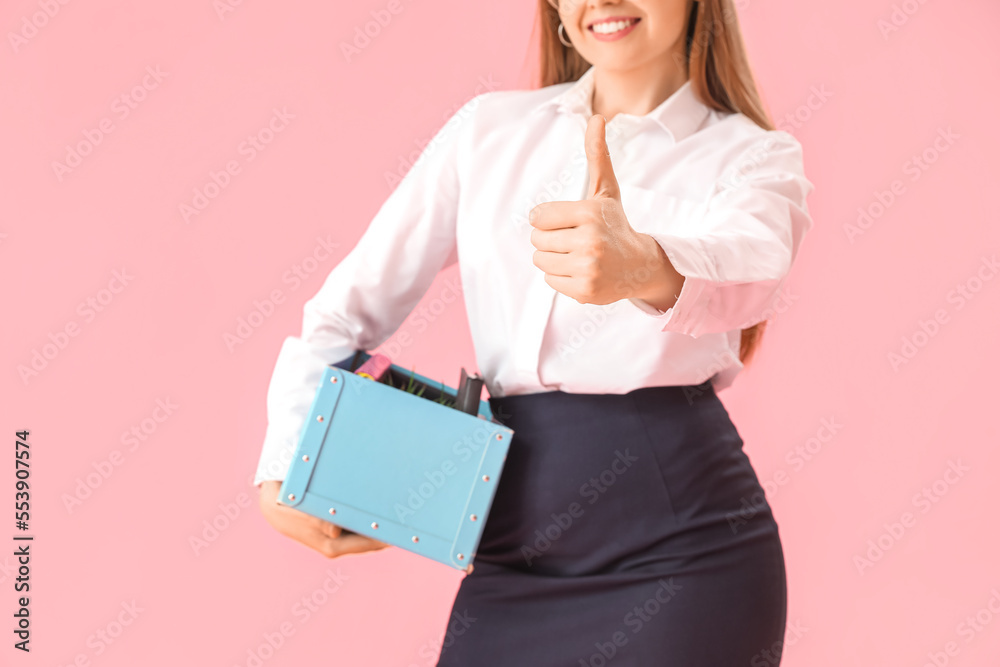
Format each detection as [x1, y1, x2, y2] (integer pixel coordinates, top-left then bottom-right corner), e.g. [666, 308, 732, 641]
[631, 233, 685, 312]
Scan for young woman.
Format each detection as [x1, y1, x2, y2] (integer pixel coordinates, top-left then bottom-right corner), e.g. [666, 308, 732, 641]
[256, 0, 814, 664]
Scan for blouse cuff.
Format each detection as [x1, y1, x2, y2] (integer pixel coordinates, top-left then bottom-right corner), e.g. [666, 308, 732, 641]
[626, 234, 713, 337]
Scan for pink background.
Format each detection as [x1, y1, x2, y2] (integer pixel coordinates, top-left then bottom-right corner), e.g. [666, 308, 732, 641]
[3, 0, 999, 665]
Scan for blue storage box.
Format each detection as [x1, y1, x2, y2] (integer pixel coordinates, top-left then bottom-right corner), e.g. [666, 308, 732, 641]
[278, 352, 512, 572]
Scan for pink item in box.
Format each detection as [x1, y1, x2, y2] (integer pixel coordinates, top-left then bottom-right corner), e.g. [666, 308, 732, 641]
[354, 353, 391, 381]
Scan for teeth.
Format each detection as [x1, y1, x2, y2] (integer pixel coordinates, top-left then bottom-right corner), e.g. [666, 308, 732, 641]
[592, 19, 636, 34]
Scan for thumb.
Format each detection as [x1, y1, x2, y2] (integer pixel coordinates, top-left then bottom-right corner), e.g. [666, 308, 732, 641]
[585, 114, 620, 201]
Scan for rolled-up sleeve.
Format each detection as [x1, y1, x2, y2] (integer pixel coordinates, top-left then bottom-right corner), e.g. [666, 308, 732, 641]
[252, 95, 481, 488]
[628, 131, 815, 338]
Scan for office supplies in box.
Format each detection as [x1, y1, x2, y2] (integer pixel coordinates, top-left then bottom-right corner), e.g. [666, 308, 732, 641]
[278, 352, 512, 572]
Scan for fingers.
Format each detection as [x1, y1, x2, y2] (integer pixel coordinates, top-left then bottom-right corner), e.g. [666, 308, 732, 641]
[313, 516, 342, 541]
[324, 533, 391, 558]
[262, 498, 390, 559]
[278, 511, 386, 558]
[529, 225, 576, 253]
[266, 507, 328, 551]
[532, 248, 575, 277]
[530, 200, 582, 230]
[585, 114, 621, 201]
[542, 273, 582, 302]
[530, 199, 602, 231]
[258, 480, 282, 507]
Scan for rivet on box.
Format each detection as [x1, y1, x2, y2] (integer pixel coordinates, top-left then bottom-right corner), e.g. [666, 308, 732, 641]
[412, 536, 419, 543]
[317, 415, 324, 422]
[329, 508, 336, 515]
[288, 494, 296, 501]
[457, 553, 465, 560]
[331, 377, 338, 383]
[302, 455, 310, 462]
[482, 475, 490, 482]
[470, 514, 478, 521]
[495, 433, 502, 440]
[371, 522, 379, 529]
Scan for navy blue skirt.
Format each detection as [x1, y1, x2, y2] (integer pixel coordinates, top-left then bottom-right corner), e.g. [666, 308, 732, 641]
[435, 381, 787, 666]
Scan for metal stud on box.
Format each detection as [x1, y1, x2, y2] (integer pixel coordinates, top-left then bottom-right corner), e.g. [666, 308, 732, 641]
[279, 359, 514, 573]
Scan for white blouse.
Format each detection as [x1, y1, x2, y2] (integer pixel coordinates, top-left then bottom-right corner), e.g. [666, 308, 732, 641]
[253, 66, 815, 487]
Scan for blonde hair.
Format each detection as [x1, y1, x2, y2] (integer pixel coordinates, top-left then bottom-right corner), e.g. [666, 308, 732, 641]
[534, 0, 777, 365]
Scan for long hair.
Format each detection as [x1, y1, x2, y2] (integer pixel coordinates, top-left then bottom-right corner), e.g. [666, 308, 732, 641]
[535, 0, 777, 366]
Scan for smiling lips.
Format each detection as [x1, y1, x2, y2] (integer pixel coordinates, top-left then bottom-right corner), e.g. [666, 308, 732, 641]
[588, 16, 641, 40]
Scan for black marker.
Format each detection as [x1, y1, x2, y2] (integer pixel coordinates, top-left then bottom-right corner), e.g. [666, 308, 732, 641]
[455, 367, 485, 416]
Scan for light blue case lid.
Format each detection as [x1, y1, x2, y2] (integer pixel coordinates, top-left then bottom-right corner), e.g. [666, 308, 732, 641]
[279, 365, 512, 571]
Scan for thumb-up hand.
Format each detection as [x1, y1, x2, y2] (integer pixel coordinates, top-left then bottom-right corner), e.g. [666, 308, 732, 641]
[529, 114, 667, 306]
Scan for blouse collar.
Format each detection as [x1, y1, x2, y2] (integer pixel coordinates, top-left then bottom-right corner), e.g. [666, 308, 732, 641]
[530, 66, 712, 144]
